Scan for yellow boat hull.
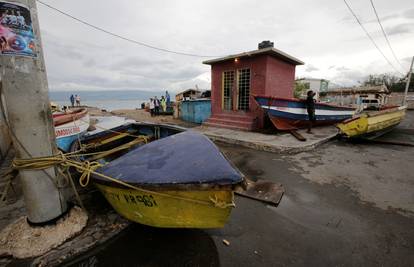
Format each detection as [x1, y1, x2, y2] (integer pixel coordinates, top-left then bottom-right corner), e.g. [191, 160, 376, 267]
[337, 106, 406, 138]
[95, 183, 235, 228]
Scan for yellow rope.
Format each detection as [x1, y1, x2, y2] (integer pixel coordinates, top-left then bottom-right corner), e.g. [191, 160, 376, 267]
[11, 151, 234, 208]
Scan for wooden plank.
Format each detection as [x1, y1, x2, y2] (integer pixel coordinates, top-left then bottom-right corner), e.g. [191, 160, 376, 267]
[289, 130, 306, 141]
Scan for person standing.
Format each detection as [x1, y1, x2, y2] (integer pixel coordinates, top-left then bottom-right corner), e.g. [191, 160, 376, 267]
[75, 94, 81, 106]
[165, 90, 170, 106]
[70, 94, 75, 107]
[154, 96, 160, 116]
[160, 96, 166, 113]
[149, 98, 155, 117]
[306, 90, 316, 134]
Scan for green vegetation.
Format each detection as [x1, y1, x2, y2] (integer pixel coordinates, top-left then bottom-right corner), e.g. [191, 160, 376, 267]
[363, 73, 414, 92]
[294, 82, 308, 98]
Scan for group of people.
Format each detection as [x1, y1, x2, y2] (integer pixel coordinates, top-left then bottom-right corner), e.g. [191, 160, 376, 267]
[149, 91, 170, 117]
[1, 9, 26, 28]
[69, 94, 81, 107]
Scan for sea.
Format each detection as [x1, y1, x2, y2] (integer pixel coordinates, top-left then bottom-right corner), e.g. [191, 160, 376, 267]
[49, 90, 171, 111]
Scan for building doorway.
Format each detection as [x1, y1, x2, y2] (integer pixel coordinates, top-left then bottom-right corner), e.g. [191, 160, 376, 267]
[222, 71, 234, 111]
[237, 69, 250, 111]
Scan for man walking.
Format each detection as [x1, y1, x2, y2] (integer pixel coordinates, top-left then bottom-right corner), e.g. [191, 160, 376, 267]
[306, 90, 316, 134]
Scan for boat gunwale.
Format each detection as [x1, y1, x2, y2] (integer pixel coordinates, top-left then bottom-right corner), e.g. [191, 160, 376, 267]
[253, 94, 356, 110]
[53, 108, 88, 127]
[91, 175, 242, 191]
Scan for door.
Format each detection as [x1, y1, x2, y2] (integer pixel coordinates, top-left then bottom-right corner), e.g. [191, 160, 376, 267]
[237, 69, 250, 111]
[222, 71, 234, 111]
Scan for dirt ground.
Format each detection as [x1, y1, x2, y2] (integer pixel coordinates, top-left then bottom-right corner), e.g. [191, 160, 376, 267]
[87, 107, 198, 128]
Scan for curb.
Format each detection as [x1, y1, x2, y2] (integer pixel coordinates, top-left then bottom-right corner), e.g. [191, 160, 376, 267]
[202, 132, 338, 154]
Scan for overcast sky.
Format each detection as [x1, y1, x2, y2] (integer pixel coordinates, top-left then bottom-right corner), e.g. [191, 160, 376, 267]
[37, 0, 414, 92]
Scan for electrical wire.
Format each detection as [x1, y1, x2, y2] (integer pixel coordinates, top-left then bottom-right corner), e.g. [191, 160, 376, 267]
[36, 0, 220, 58]
[343, 0, 404, 75]
[369, 0, 405, 71]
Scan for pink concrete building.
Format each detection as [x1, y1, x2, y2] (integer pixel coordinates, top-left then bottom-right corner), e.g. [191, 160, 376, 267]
[203, 42, 304, 130]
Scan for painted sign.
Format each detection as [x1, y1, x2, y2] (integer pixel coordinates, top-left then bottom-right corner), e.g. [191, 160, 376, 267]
[0, 1, 36, 57]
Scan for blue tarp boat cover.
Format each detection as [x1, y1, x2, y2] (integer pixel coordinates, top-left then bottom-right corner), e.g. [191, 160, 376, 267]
[96, 131, 243, 185]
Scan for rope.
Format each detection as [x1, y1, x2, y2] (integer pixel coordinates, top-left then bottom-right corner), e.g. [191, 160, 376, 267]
[11, 151, 234, 208]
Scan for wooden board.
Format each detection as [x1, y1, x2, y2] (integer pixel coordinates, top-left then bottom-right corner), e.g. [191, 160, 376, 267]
[235, 179, 284, 207]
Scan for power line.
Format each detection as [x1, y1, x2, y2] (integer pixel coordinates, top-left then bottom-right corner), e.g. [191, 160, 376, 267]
[369, 0, 405, 71]
[343, 0, 403, 75]
[36, 0, 220, 58]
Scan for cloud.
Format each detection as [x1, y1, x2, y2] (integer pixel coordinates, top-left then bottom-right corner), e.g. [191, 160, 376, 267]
[336, 66, 350, 71]
[403, 8, 414, 19]
[35, 0, 413, 92]
[305, 64, 319, 72]
[386, 23, 414, 35]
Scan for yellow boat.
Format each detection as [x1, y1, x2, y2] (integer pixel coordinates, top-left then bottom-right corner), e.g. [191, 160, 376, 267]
[72, 123, 244, 228]
[336, 105, 406, 139]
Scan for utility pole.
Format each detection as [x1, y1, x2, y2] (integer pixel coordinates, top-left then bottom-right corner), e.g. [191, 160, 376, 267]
[403, 56, 414, 106]
[0, 0, 67, 223]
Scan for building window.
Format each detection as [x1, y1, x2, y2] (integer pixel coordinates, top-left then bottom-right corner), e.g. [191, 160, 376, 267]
[238, 68, 250, 111]
[222, 71, 234, 110]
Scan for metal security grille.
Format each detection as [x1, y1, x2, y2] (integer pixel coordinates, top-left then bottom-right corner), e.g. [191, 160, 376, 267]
[238, 69, 250, 110]
[223, 71, 234, 110]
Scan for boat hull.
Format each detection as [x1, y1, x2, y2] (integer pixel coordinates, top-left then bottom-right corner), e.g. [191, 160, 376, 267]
[95, 183, 234, 228]
[254, 96, 354, 130]
[55, 113, 90, 151]
[337, 106, 406, 139]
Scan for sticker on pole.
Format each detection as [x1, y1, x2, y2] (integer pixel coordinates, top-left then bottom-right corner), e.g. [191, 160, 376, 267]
[0, 1, 36, 57]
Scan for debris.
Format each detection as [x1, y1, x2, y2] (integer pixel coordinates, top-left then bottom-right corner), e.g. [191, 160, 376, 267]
[235, 179, 284, 206]
[222, 239, 230, 246]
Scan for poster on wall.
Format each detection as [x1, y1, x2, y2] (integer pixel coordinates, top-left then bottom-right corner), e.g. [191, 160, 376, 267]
[0, 1, 36, 57]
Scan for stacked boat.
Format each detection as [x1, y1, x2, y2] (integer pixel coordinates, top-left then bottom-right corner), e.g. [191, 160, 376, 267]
[53, 108, 89, 151]
[71, 123, 244, 228]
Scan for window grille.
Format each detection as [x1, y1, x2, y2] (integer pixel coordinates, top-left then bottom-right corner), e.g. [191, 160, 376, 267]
[238, 69, 250, 110]
[223, 71, 234, 110]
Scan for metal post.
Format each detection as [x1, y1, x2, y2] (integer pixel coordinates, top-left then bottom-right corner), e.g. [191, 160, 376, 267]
[0, 0, 67, 223]
[403, 56, 414, 106]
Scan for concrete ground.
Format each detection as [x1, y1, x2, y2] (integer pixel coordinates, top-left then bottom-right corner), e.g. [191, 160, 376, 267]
[60, 112, 414, 267]
[194, 125, 338, 153]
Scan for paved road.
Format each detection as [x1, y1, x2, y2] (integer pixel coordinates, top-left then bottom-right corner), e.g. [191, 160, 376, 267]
[65, 113, 414, 267]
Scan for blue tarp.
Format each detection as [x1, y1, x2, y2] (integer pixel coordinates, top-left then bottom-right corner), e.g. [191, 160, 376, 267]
[96, 131, 243, 185]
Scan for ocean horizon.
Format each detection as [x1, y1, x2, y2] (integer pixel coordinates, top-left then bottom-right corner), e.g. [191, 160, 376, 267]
[49, 90, 174, 111]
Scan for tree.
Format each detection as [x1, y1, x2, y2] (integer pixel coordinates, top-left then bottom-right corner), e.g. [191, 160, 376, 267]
[294, 82, 308, 99]
[362, 73, 414, 92]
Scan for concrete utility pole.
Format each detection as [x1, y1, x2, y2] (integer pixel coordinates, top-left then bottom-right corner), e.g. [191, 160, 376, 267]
[0, 0, 67, 223]
[403, 56, 414, 106]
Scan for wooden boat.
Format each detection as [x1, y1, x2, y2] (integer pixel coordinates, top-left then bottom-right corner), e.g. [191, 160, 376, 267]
[71, 123, 244, 228]
[254, 95, 355, 130]
[336, 105, 406, 139]
[53, 108, 89, 152]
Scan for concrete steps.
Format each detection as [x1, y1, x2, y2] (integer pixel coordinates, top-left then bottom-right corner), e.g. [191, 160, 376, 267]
[204, 112, 256, 131]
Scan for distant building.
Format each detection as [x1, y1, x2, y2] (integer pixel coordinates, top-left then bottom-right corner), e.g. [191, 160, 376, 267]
[296, 78, 329, 100]
[321, 85, 390, 107]
[175, 89, 202, 102]
[202, 41, 304, 131]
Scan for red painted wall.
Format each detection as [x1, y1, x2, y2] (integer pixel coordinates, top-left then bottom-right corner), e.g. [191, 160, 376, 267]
[208, 54, 296, 129]
[265, 56, 296, 98]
